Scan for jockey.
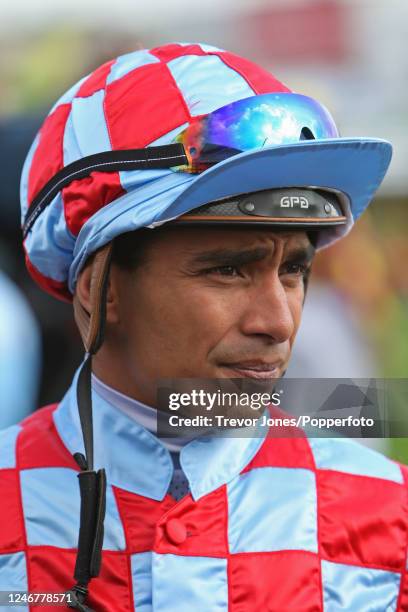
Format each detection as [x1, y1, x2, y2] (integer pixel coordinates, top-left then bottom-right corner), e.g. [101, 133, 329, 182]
[1, 42, 406, 611]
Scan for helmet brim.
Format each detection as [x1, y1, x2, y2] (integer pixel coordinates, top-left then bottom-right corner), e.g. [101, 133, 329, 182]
[69, 137, 391, 292]
[159, 137, 392, 246]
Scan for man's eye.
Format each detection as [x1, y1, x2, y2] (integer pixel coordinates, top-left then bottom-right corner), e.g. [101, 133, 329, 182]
[205, 265, 242, 277]
[282, 263, 310, 276]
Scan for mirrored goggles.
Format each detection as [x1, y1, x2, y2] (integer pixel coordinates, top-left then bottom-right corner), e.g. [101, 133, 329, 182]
[174, 93, 339, 173]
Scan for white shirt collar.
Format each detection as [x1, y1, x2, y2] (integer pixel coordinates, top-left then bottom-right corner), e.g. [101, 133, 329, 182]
[91, 373, 193, 453]
[53, 363, 268, 501]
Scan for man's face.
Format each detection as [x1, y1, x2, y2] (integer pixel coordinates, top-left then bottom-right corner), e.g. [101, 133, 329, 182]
[103, 226, 314, 406]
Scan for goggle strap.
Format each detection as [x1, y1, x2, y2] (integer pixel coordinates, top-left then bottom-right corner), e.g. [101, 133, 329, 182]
[23, 143, 187, 238]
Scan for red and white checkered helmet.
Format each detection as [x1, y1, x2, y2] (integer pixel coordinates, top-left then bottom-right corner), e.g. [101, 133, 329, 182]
[20, 42, 392, 302]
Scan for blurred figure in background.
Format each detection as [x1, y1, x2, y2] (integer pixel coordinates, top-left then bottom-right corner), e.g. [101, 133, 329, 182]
[0, 269, 41, 427]
[288, 281, 378, 379]
[288, 215, 382, 379]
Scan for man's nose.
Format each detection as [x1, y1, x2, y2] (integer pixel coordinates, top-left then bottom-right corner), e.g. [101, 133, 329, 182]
[239, 274, 296, 343]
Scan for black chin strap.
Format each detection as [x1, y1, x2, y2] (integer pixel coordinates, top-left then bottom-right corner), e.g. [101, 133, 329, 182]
[66, 355, 107, 612]
[67, 252, 112, 611]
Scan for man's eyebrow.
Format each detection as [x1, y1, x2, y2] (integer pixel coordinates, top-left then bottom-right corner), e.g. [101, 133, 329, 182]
[284, 244, 315, 264]
[189, 247, 271, 267]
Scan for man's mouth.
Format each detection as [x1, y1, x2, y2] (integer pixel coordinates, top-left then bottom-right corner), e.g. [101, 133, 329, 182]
[219, 361, 283, 380]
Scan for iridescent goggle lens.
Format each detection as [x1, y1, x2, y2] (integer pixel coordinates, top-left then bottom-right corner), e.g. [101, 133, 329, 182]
[174, 93, 339, 173]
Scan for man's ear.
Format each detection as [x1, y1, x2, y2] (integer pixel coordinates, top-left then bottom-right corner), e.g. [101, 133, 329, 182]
[75, 257, 120, 325]
[75, 258, 93, 315]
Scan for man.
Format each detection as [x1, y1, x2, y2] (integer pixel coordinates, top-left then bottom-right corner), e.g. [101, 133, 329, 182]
[1, 42, 407, 611]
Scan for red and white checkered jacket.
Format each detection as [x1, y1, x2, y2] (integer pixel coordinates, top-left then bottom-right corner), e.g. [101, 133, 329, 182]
[1, 368, 408, 611]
